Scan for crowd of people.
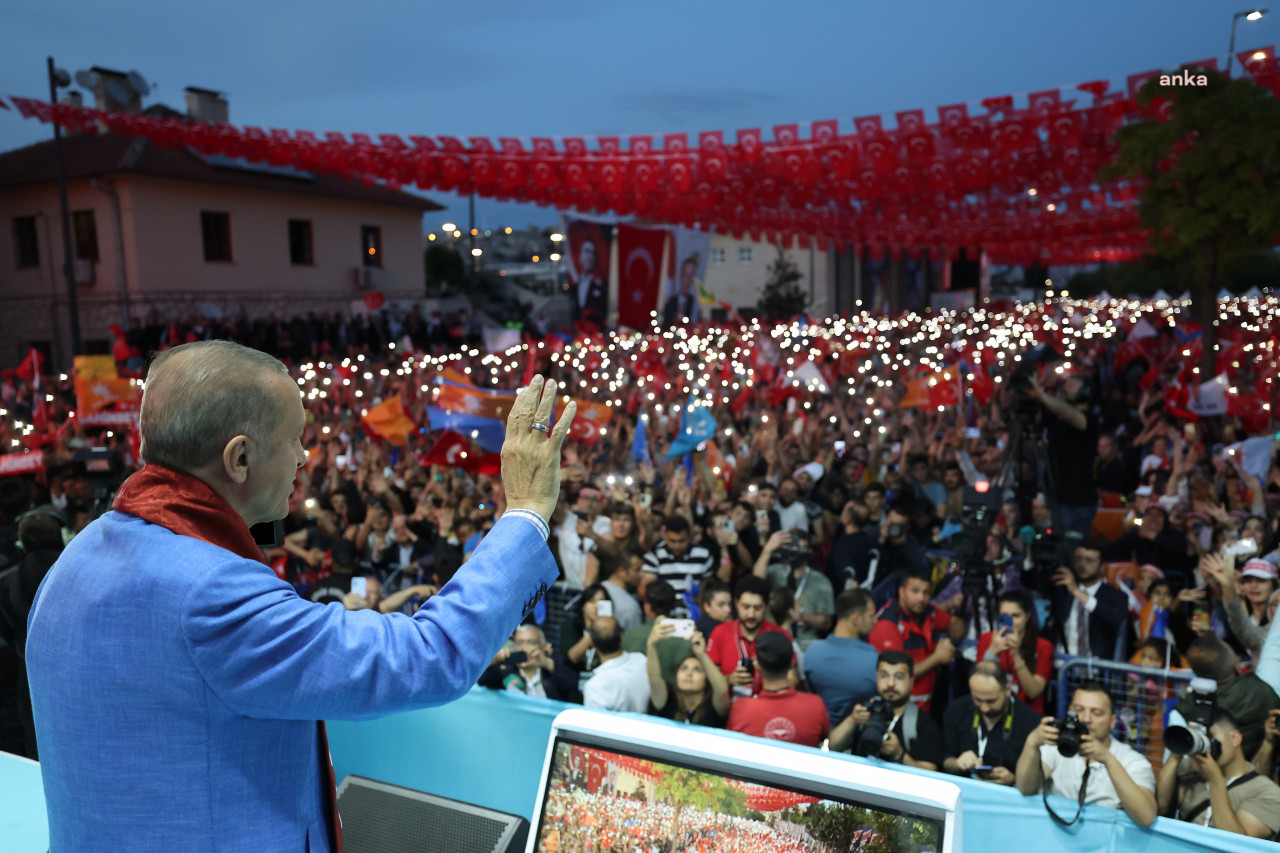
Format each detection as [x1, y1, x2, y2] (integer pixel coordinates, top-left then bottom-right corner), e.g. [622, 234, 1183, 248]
[5, 292, 1280, 840]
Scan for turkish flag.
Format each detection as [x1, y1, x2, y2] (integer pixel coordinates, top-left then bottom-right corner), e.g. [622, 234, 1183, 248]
[568, 399, 612, 445]
[615, 224, 666, 330]
[362, 291, 385, 311]
[422, 430, 473, 469]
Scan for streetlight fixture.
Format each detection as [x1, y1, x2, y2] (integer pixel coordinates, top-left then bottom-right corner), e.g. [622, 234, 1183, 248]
[1228, 9, 1268, 76]
[442, 222, 456, 232]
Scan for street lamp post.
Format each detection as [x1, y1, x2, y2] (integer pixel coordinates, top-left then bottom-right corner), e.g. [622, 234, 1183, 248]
[550, 232, 564, 296]
[47, 57, 83, 365]
[1228, 9, 1268, 77]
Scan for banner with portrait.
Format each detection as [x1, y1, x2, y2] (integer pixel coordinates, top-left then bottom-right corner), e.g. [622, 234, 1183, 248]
[661, 227, 712, 325]
[564, 218, 614, 328]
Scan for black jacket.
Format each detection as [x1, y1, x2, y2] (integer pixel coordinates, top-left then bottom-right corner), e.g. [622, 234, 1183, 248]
[1049, 581, 1130, 659]
[478, 657, 579, 703]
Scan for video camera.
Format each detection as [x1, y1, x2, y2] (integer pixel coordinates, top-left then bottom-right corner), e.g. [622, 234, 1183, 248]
[1008, 342, 1061, 421]
[1165, 677, 1221, 759]
[949, 482, 1000, 570]
[71, 447, 129, 518]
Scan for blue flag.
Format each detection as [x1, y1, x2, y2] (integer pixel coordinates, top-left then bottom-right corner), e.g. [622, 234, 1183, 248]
[425, 406, 505, 453]
[663, 399, 718, 462]
[633, 415, 651, 464]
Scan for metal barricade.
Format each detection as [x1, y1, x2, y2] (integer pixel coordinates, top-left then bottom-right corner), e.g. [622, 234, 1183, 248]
[1055, 655, 1195, 771]
[541, 581, 583, 656]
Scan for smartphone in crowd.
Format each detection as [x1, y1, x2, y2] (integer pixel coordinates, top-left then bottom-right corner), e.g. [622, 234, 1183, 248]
[596, 600, 614, 619]
[999, 614, 1014, 634]
[666, 618, 696, 639]
[350, 577, 368, 597]
[834, 440, 847, 457]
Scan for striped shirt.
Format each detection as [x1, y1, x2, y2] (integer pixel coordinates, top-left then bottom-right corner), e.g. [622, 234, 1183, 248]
[643, 541, 715, 612]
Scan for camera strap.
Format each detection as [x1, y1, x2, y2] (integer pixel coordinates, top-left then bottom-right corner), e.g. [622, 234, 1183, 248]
[1042, 763, 1091, 827]
[1178, 771, 1258, 824]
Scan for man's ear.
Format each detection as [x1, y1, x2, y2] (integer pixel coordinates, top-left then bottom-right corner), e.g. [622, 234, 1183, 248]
[221, 435, 252, 485]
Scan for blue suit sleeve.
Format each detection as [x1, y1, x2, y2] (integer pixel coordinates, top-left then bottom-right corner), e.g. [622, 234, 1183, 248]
[181, 516, 557, 721]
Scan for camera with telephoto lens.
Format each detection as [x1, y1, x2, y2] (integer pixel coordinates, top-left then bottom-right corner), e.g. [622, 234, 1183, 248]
[854, 696, 896, 758]
[1054, 710, 1087, 758]
[1165, 677, 1221, 759]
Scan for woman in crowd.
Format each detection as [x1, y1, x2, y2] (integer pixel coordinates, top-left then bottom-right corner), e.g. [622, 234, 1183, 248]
[975, 589, 1053, 715]
[645, 619, 729, 728]
[561, 583, 612, 683]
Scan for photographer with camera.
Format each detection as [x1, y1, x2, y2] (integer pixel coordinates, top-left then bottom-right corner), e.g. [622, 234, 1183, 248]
[1157, 708, 1280, 837]
[1015, 681, 1157, 827]
[843, 504, 928, 604]
[1028, 370, 1098, 541]
[829, 650, 943, 771]
[754, 528, 834, 652]
[479, 624, 577, 701]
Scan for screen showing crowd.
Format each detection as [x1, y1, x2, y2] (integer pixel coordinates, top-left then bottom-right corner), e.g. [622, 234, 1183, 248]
[535, 740, 943, 853]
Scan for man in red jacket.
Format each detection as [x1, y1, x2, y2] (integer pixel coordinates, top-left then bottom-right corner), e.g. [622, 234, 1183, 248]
[727, 631, 830, 747]
[707, 575, 792, 700]
[869, 567, 955, 712]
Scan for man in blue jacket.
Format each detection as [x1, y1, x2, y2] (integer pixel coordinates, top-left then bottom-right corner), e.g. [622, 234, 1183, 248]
[26, 340, 575, 853]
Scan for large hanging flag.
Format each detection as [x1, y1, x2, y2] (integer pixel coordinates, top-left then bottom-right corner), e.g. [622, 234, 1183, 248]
[662, 227, 712, 325]
[361, 397, 417, 447]
[616, 224, 668, 330]
[565, 218, 614, 328]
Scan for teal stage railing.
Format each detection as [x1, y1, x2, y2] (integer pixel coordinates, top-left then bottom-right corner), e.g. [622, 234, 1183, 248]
[2, 686, 1277, 851]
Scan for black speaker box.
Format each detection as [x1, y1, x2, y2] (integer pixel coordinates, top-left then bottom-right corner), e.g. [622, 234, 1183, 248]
[336, 775, 529, 853]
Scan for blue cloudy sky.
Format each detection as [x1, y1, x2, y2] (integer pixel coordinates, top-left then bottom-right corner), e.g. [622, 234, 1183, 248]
[2, 0, 1274, 230]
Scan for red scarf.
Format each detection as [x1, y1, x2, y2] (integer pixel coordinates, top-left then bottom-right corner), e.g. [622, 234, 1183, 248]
[112, 465, 343, 852]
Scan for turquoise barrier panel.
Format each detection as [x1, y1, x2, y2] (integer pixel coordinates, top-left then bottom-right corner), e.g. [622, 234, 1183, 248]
[0, 752, 49, 852]
[326, 686, 1279, 853]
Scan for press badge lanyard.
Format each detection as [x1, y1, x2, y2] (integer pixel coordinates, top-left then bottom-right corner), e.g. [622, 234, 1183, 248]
[973, 708, 1014, 760]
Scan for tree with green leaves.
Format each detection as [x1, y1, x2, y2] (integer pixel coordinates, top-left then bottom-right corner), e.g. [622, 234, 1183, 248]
[756, 246, 808, 319]
[424, 243, 467, 293]
[654, 768, 743, 849]
[1102, 67, 1280, 375]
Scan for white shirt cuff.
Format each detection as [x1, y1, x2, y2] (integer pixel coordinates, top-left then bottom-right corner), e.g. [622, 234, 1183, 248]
[502, 509, 550, 542]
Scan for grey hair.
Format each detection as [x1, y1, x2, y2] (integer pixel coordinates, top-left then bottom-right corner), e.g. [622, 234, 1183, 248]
[513, 624, 547, 645]
[140, 340, 292, 472]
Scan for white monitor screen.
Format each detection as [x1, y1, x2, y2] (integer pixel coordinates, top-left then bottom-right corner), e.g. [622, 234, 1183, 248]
[527, 709, 960, 853]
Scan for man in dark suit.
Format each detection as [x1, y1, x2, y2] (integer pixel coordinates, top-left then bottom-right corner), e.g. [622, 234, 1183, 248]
[572, 239, 608, 326]
[662, 255, 702, 326]
[1050, 540, 1129, 659]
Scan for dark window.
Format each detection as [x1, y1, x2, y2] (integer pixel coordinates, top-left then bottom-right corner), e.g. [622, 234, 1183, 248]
[13, 216, 39, 268]
[361, 225, 382, 268]
[288, 219, 314, 265]
[201, 211, 232, 262]
[72, 210, 99, 260]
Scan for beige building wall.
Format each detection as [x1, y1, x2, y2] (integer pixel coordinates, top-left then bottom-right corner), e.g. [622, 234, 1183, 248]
[0, 176, 426, 366]
[703, 232, 832, 315]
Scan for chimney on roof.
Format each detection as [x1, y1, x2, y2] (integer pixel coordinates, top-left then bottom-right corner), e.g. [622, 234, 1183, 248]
[185, 87, 229, 124]
[90, 67, 142, 113]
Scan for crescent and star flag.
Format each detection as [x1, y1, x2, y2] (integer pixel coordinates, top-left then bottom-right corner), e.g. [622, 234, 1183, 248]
[421, 431, 502, 476]
[616, 224, 667, 330]
[360, 397, 417, 447]
[568, 399, 612, 445]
